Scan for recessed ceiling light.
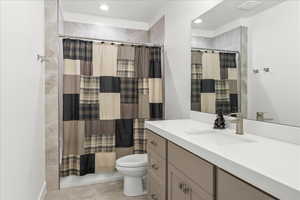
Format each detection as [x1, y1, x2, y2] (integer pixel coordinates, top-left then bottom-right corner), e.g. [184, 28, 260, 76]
[99, 3, 109, 11]
[193, 18, 203, 24]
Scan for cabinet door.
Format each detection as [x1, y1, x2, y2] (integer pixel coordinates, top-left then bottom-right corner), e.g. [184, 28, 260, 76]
[217, 169, 277, 200]
[186, 180, 214, 200]
[168, 142, 214, 195]
[146, 129, 167, 158]
[168, 164, 188, 200]
[148, 173, 165, 200]
[148, 151, 166, 185]
[168, 164, 213, 200]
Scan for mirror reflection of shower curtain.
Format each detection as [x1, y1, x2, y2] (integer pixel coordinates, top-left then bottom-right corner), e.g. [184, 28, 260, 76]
[61, 39, 163, 177]
[191, 50, 238, 115]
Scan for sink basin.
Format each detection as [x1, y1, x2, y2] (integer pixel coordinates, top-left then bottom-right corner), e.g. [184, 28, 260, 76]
[186, 129, 256, 146]
[196, 134, 255, 146]
[185, 129, 223, 135]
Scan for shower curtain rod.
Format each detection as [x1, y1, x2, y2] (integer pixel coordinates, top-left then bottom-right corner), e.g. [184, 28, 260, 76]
[192, 47, 240, 54]
[58, 34, 163, 48]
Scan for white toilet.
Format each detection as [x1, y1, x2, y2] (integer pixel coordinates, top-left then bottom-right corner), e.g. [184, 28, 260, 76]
[116, 154, 148, 197]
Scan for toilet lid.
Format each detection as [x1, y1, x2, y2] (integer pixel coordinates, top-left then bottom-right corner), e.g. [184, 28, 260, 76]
[116, 154, 148, 168]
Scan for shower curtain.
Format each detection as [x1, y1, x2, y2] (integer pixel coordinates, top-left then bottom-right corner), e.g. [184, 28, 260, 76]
[61, 39, 163, 177]
[191, 50, 238, 115]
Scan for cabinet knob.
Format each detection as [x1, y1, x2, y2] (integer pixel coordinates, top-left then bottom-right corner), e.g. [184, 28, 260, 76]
[183, 187, 190, 194]
[151, 194, 158, 200]
[179, 183, 190, 194]
[150, 140, 157, 146]
[151, 164, 159, 170]
[179, 183, 184, 190]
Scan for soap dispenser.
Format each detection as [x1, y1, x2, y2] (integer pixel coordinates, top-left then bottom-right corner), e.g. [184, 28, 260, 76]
[214, 111, 226, 129]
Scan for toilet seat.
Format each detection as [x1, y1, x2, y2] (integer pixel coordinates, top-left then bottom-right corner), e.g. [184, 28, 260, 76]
[116, 154, 148, 168]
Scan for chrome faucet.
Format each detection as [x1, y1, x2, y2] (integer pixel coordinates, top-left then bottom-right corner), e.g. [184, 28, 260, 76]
[256, 112, 273, 122]
[228, 113, 244, 135]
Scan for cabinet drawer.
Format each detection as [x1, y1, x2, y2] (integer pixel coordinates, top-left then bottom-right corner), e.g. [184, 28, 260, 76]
[148, 151, 166, 185]
[168, 142, 214, 195]
[146, 129, 167, 158]
[168, 164, 213, 200]
[148, 173, 166, 200]
[217, 169, 277, 200]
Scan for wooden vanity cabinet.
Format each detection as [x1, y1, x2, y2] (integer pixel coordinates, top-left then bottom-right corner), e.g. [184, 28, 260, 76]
[168, 164, 187, 200]
[168, 164, 214, 200]
[146, 130, 167, 200]
[168, 142, 214, 195]
[168, 142, 214, 200]
[146, 129, 278, 200]
[216, 169, 277, 200]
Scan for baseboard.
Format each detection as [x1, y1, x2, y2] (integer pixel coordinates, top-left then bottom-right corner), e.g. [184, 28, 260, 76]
[38, 182, 47, 200]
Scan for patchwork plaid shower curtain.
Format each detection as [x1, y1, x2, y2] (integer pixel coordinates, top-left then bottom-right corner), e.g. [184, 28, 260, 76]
[61, 39, 163, 177]
[191, 50, 238, 114]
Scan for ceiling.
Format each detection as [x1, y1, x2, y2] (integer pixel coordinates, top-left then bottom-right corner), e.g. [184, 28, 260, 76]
[62, 0, 169, 23]
[192, 0, 286, 30]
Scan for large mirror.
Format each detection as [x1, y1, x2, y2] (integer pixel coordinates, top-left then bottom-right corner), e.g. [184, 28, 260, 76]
[191, 0, 300, 127]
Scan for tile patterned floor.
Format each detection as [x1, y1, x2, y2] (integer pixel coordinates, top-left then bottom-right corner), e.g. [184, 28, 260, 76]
[45, 181, 147, 200]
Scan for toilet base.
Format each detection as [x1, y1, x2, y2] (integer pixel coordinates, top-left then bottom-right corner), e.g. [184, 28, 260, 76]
[123, 176, 145, 197]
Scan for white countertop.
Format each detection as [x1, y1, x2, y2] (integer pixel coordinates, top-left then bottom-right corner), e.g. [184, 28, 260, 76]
[145, 119, 300, 200]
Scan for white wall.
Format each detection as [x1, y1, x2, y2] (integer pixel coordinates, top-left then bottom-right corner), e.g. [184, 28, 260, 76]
[149, 16, 165, 45]
[164, 0, 222, 119]
[64, 11, 150, 30]
[212, 27, 241, 51]
[192, 27, 242, 51]
[63, 21, 150, 43]
[0, 1, 45, 200]
[191, 36, 213, 49]
[247, 0, 300, 126]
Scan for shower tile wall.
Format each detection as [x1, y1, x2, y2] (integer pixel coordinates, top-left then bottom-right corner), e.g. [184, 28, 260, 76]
[64, 22, 150, 43]
[240, 27, 248, 116]
[45, 0, 61, 191]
